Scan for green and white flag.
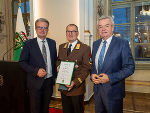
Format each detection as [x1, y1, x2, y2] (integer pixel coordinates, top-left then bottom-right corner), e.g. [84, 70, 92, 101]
[13, 6, 27, 61]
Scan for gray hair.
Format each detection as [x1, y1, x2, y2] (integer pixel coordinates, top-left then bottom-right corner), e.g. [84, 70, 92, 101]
[98, 15, 114, 25]
[35, 18, 49, 27]
[66, 24, 78, 31]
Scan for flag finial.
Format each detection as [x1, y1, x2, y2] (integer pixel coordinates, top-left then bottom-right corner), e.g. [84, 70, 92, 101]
[19, 0, 21, 7]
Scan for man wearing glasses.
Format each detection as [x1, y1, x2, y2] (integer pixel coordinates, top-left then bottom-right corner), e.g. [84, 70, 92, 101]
[19, 18, 57, 113]
[57, 24, 92, 113]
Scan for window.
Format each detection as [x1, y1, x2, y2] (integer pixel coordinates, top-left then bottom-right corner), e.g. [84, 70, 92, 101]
[12, 0, 30, 37]
[110, 0, 150, 69]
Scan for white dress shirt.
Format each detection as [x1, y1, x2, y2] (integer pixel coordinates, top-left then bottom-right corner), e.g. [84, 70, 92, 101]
[68, 40, 78, 52]
[95, 36, 113, 73]
[37, 37, 52, 78]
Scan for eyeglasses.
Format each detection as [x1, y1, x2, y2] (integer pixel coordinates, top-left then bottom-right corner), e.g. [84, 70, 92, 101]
[36, 26, 48, 30]
[98, 24, 113, 29]
[66, 30, 78, 33]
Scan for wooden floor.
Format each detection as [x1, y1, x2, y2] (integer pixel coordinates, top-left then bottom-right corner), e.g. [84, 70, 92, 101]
[49, 91, 150, 113]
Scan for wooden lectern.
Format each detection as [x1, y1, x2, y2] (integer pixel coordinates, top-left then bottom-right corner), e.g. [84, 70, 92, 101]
[0, 61, 29, 113]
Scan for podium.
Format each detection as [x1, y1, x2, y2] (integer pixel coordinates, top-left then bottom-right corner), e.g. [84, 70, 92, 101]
[0, 61, 29, 113]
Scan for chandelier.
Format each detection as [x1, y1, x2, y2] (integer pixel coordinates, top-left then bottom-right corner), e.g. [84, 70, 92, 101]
[140, 5, 150, 16]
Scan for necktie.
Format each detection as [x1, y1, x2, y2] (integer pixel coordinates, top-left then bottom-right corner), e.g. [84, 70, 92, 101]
[67, 44, 72, 56]
[98, 41, 107, 74]
[42, 41, 47, 64]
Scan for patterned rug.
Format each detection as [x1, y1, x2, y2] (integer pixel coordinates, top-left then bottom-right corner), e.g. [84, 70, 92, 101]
[49, 107, 63, 113]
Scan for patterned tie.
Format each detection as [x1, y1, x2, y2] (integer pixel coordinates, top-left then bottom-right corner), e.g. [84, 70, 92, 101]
[42, 41, 47, 64]
[67, 44, 72, 56]
[98, 41, 107, 74]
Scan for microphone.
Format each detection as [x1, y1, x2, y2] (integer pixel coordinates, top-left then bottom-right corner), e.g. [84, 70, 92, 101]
[2, 45, 16, 61]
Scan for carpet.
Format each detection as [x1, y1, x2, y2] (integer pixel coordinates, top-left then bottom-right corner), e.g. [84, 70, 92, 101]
[49, 107, 63, 113]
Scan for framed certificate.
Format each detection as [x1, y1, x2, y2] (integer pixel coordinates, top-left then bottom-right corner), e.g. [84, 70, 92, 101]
[56, 61, 75, 85]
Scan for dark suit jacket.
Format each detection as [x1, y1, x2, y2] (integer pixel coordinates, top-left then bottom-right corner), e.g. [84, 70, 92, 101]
[91, 36, 135, 100]
[57, 40, 91, 96]
[19, 38, 57, 90]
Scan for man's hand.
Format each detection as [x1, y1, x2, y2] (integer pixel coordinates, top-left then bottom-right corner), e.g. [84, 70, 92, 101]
[57, 66, 59, 72]
[65, 81, 75, 91]
[91, 73, 109, 84]
[91, 74, 102, 84]
[37, 68, 47, 77]
[99, 73, 109, 84]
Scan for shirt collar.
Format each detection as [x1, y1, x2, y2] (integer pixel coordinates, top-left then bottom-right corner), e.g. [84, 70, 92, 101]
[102, 35, 113, 45]
[37, 37, 47, 43]
[68, 40, 78, 47]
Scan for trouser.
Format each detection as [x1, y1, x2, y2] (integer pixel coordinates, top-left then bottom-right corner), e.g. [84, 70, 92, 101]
[61, 93, 84, 113]
[94, 84, 123, 113]
[29, 78, 53, 113]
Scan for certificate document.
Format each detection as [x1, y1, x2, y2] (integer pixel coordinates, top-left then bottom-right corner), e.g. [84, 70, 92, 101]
[56, 61, 75, 85]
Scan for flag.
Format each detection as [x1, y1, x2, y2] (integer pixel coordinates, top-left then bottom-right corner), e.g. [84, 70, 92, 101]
[13, 7, 27, 61]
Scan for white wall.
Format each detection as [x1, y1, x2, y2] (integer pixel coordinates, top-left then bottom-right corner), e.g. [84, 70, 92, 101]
[32, 0, 79, 49]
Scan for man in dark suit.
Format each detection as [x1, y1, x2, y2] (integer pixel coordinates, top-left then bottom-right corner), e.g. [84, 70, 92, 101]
[19, 18, 57, 113]
[57, 24, 91, 113]
[91, 16, 135, 113]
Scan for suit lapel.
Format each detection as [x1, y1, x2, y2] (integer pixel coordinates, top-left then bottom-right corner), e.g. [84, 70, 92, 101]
[33, 38, 45, 64]
[46, 38, 52, 56]
[63, 42, 69, 58]
[33, 38, 43, 56]
[93, 39, 102, 61]
[102, 36, 116, 68]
